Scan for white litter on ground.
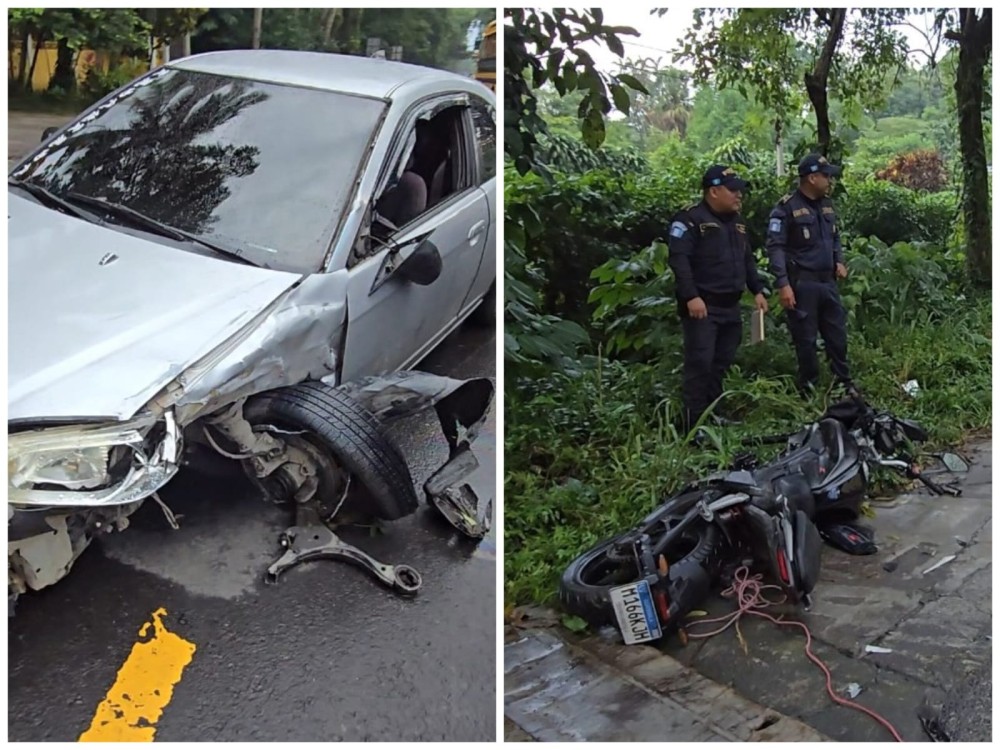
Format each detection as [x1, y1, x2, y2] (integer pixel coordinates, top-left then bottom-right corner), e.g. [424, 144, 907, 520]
[922, 555, 958, 575]
[865, 645, 893, 654]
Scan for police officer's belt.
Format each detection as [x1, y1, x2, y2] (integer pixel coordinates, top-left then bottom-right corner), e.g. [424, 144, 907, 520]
[698, 291, 742, 307]
[790, 268, 835, 283]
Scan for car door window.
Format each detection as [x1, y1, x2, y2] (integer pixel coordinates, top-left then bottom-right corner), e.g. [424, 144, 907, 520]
[374, 104, 474, 233]
[470, 97, 496, 183]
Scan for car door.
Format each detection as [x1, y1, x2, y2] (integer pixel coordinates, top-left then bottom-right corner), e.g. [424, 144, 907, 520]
[460, 93, 497, 314]
[339, 96, 489, 382]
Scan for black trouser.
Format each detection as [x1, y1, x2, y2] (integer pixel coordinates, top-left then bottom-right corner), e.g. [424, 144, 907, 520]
[786, 279, 850, 389]
[681, 304, 742, 431]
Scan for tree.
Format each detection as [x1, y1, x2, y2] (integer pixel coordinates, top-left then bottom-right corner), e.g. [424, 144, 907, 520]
[190, 8, 484, 68]
[7, 9, 150, 93]
[674, 8, 909, 158]
[252, 8, 262, 49]
[940, 9, 991, 286]
[504, 9, 647, 368]
[504, 8, 647, 175]
[615, 58, 691, 143]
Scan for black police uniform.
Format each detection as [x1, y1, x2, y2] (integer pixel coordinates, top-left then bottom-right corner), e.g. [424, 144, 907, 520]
[668, 200, 764, 431]
[765, 189, 851, 390]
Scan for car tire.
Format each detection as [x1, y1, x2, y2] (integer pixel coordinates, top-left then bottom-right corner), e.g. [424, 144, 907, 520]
[467, 281, 496, 327]
[243, 382, 418, 521]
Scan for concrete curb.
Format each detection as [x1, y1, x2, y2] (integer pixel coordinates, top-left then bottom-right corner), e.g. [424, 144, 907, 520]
[505, 627, 833, 742]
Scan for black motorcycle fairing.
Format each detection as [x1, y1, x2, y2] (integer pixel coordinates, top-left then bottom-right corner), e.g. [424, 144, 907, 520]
[822, 397, 871, 428]
[740, 504, 789, 587]
[772, 473, 816, 518]
[897, 418, 928, 442]
[754, 418, 862, 503]
[792, 510, 822, 595]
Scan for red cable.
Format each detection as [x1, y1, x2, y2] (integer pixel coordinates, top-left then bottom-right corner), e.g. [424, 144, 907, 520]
[686, 566, 905, 742]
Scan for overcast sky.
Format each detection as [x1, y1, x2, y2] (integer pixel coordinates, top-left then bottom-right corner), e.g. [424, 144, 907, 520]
[580, 8, 948, 74]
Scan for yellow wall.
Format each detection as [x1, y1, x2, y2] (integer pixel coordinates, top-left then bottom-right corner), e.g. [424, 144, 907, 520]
[9, 42, 159, 92]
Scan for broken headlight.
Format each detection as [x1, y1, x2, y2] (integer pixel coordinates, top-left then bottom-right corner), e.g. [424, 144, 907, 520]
[10, 445, 113, 490]
[8, 413, 178, 507]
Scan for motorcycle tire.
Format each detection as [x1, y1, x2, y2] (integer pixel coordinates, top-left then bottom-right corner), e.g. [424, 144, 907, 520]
[244, 382, 418, 521]
[559, 522, 724, 629]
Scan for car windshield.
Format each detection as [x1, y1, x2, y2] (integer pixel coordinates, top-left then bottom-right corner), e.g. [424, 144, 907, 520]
[10, 67, 387, 273]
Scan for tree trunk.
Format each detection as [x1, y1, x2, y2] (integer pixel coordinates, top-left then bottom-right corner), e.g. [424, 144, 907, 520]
[323, 9, 342, 46]
[26, 35, 43, 93]
[252, 8, 263, 49]
[951, 9, 992, 288]
[17, 30, 30, 90]
[50, 36, 76, 92]
[803, 8, 847, 156]
[338, 9, 364, 53]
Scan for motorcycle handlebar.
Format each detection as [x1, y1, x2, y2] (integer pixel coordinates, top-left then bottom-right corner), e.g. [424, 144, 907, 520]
[878, 457, 961, 497]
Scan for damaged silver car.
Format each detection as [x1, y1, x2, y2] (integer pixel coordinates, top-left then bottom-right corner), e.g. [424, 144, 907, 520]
[8, 50, 496, 611]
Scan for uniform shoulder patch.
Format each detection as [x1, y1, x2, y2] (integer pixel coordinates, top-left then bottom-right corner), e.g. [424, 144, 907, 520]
[681, 202, 699, 212]
[669, 221, 688, 239]
[778, 193, 792, 204]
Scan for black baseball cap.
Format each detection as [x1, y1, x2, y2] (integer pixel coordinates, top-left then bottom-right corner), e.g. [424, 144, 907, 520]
[798, 153, 842, 177]
[702, 164, 747, 191]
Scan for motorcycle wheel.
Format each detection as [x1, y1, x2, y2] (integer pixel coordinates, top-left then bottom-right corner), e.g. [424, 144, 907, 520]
[559, 522, 724, 628]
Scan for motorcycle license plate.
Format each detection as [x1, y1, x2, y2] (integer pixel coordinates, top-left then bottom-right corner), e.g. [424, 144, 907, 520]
[609, 579, 662, 645]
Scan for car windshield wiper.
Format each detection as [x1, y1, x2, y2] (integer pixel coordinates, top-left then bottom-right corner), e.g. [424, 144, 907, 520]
[8, 179, 96, 222]
[63, 192, 258, 266]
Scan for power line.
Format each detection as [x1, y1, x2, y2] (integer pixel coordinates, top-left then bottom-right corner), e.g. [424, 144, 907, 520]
[620, 38, 677, 56]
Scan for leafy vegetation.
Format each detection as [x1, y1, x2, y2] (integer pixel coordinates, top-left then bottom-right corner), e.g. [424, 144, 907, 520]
[8, 8, 492, 108]
[505, 10, 992, 610]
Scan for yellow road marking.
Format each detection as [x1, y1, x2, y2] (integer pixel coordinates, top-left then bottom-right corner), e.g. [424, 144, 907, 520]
[79, 607, 196, 742]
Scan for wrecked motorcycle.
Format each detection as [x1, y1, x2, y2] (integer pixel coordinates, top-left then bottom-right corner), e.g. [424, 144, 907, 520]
[559, 396, 968, 644]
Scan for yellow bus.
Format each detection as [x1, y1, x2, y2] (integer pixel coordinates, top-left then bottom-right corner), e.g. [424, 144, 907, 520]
[474, 20, 496, 91]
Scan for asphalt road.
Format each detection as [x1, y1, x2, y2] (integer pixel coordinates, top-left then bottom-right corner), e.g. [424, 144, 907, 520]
[7, 178, 497, 740]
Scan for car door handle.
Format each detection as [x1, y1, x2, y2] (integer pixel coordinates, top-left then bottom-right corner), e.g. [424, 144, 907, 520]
[467, 220, 487, 243]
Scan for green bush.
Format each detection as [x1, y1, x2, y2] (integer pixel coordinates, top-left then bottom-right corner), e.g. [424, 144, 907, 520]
[839, 179, 958, 247]
[82, 59, 148, 102]
[504, 156, 790, 333]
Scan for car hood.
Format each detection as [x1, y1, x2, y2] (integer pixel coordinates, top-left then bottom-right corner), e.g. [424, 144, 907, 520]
[9, 195, 302, 424]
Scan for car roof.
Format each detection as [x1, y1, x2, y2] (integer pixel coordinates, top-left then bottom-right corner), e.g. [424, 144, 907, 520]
[168, 49, 472, 100]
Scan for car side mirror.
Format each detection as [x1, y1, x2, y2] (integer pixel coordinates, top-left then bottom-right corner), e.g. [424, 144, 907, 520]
[396, 239, 442, 285]
[41, 126, 58, 142]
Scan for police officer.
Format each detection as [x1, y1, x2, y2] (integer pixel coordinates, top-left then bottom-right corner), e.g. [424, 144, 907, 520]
[668, 165, 768, 433]
[766, 154, 852, 395]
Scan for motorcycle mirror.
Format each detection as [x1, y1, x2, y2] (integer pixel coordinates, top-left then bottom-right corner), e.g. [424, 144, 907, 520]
[938, 452, 970, 473]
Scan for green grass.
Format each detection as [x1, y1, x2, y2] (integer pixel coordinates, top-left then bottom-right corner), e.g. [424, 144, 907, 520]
[504, 295, 991, 608]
